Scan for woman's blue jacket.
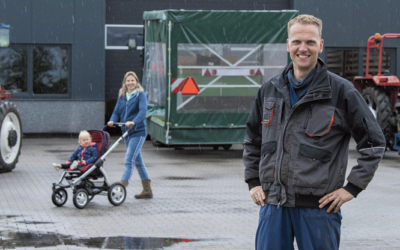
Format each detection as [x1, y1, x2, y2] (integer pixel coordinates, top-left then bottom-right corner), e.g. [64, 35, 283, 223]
[110, 91, 147, 139]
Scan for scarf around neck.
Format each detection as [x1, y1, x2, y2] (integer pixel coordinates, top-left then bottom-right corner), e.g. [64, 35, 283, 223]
[126, 89, 139, 101]
[286, 67, 317, 107]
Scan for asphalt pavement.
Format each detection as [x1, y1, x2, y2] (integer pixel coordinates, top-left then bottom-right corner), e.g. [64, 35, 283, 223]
[0, 136, 399, 250]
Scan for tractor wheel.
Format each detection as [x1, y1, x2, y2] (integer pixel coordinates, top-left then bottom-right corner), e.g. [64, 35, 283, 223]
[362, 87, 394, 150]
[0, 101, 22, 173]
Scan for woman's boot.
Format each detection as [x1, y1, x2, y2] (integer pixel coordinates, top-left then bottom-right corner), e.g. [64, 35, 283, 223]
[134, 179, 153, 199]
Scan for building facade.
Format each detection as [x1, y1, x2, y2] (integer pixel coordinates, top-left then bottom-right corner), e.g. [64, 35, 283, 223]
[1, 0, 400, 133]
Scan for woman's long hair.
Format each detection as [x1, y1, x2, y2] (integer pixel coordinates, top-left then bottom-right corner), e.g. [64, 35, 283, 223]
[119, 71, 144, 98]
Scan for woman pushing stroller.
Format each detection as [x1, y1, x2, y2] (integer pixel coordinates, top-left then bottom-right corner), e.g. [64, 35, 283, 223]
[53, 130, 98, 171]
[107, 71, 153, 199]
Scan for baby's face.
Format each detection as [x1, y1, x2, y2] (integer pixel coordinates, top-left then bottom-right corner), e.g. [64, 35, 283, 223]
[80, 134, 91, 148]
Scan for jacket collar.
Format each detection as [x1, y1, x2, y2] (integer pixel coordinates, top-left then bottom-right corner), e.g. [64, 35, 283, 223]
[274, 58, 330, 94]
[81, 142, 96, 148]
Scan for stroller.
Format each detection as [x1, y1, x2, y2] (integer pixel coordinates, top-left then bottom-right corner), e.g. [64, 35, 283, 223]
[51, 124, 134, 209]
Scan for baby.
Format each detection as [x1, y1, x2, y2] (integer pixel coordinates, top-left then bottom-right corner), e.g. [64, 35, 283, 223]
[53, 130, 98, 171]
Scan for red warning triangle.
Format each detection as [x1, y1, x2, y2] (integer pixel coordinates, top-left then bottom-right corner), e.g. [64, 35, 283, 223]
[255, 69, 263, 75]
[180, 77, 199, 95]
[204, 69, 211, 76]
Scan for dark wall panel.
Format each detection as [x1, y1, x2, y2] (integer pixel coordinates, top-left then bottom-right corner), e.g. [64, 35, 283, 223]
[316, 0, 353, 47]
[73, 0, 105, 100]
[293, 0, 400, 80]
[0, 0, 32, 43]
[105, 0, 291, 100]
[353, 0, 393, 47]
[32, 0, 74, 43]
[294, 0, 400, 48]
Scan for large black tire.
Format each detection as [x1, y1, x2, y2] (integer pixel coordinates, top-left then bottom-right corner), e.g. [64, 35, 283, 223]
[362, 87, 395, 150]
[0, 101, 22, 173]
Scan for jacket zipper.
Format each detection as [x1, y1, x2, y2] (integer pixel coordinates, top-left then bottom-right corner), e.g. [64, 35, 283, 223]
[303, 104, 314, 129]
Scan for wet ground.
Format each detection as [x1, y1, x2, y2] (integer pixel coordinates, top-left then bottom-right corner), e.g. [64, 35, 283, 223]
[0, 137, 400, 249]
[0, 229, 193, 249]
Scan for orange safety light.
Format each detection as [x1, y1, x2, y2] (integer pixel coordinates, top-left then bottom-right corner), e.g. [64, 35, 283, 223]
[180, 77, 199, 95]
[374, 33, 381, 43]
[250, 69, 255, 75]
[212, 69, 217, 75]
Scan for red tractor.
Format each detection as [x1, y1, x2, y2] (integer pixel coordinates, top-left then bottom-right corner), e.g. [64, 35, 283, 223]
[353, 33, 400, 150]
[0, 24, 22, 172]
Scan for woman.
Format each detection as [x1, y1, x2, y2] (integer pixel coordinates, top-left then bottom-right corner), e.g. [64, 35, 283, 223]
[107, 71, 152, 199]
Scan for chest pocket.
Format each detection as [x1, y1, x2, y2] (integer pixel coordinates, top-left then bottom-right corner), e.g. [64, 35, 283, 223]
[303, 104, 335, 137]
[262, 101, 275, 126]
[262, 98, 284, 127]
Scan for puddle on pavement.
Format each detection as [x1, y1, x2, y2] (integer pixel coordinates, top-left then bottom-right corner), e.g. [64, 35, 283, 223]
[0, 231, 195, 249]
[17, 220, 54, 224]
[0, 215, 17, 220]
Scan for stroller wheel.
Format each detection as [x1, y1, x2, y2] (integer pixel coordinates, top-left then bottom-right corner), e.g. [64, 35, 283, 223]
[52, 188, 68, 207]
[73, 189, 89, 209]
[108, 182, 126, 206]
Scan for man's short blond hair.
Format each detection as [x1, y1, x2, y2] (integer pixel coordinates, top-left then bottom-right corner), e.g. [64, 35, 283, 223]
[288, 14, 323, 38]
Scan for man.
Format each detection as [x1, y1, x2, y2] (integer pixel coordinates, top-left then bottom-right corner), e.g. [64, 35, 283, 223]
[243, 14, 385, 250]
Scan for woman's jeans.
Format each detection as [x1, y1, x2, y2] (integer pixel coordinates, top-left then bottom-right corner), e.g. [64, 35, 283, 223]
[121, 136, 149, 183]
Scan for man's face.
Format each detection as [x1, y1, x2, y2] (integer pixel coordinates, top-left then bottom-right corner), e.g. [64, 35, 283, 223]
[287, 23, 323, 74]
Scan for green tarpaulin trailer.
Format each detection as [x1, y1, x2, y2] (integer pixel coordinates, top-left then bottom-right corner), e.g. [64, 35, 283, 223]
[141, 9, 297, 149]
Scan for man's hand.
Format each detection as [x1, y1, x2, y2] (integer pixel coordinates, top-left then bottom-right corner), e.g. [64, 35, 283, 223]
[250, 186, 265, 207]
[319, 188, 354, 213]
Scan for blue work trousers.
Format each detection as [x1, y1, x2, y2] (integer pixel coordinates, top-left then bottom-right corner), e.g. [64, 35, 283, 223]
[121, 136, 149, 183]
[256, 203, 342, 250]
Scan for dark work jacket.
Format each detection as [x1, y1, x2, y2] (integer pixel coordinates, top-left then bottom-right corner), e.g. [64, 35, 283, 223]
[243, 58, 386, 208]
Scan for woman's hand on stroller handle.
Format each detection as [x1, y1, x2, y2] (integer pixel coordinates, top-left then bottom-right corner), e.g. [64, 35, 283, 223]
[105, 121, 135, 133]
[106, 122, 135, 127]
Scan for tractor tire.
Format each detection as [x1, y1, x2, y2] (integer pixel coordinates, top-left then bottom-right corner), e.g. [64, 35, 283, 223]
[0, 101, 22, 173]
[362, 87, 395, 150]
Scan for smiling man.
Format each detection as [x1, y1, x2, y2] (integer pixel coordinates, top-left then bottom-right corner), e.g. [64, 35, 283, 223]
[243, 14, 386, 250]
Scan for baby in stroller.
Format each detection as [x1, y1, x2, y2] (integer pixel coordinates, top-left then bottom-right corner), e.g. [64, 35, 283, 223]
[52, 128, 128, 209]
[52, 130, 98, 171]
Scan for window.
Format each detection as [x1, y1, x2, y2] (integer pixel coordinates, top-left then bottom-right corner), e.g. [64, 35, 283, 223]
[326, 48, 396, 81]
[0, 45, 70, 97]
[0, 46, 27, 93]
[175, 43, 287, 113]
[326, 49, 359, 82]
[105, 25, 143, 50]
[364, 49, 395, 76]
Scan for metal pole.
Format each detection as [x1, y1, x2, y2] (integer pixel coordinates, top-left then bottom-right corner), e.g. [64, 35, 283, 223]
[166, 21, 172, 144]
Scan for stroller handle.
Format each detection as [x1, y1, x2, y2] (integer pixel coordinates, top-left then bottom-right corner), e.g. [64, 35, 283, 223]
[104, 123, 135, 133]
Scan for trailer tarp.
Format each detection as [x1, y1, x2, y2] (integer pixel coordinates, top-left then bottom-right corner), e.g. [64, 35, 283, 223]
[142, 10, 297, 144]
